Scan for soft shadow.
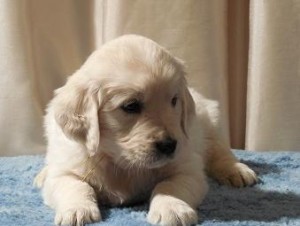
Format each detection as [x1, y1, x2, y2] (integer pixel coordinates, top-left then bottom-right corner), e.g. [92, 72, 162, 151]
[199, 183, 300, 222]
[199, 159, 300, 222]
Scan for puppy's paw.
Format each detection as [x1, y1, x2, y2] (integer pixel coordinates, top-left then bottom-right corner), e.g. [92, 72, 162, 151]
[216, 162, 258, 187]
[55, 202, 101, 226]
[148, 195, 198, 226]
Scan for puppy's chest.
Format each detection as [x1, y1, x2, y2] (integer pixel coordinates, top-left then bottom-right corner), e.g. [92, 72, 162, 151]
[88, 164, 161, 206]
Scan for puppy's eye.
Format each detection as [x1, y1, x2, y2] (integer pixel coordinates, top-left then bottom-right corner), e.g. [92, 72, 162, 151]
[121, 99, 143, 114]
[171, 96, 178, 107]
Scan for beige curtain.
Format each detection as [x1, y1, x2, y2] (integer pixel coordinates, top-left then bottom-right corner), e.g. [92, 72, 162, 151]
[0, 0, 299, 156]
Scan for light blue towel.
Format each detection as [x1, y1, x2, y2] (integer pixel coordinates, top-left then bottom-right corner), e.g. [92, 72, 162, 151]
[0, 150, 299, 226]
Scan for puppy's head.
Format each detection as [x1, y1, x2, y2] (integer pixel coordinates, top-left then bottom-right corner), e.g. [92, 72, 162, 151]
[52, 35, 195, 169]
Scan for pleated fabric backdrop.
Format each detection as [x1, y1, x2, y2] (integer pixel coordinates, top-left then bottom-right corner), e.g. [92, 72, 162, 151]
[0, 0, 299, 156]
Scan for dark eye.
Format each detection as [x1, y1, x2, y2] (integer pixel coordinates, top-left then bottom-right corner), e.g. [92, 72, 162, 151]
[121, 99, 143, 114]
[171, 96, 178, 107]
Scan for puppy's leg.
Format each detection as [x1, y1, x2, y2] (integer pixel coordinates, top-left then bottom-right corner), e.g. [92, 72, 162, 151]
[148, 170, 207, 226]
[43, 175, 101, 226]
[206, 141, 257, 187]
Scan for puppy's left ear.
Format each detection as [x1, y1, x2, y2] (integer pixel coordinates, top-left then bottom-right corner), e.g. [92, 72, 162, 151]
[52, 74, 101, 156]
[180, 83, 195, 137]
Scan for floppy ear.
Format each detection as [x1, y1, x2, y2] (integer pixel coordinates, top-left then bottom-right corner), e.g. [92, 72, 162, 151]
[180, 84, 195, 137]
[52, 75, 101, 156]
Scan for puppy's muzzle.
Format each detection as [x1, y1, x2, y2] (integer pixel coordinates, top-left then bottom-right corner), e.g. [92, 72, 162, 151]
[155, 137, 177, 156]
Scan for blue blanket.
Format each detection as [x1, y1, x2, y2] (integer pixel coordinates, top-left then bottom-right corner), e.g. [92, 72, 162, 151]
[0, 150, 299, 226]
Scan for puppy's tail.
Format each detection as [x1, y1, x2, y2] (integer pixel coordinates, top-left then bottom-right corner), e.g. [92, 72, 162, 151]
[33, 166, 48, 188]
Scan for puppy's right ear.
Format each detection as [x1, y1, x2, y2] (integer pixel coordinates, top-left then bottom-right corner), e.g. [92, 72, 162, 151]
[51, 73, 101, 156]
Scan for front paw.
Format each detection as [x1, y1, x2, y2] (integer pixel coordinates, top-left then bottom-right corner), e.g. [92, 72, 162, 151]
[55, 202, 101, 226]
[148, 195, 198, 226]
[216, 162, 258, 187]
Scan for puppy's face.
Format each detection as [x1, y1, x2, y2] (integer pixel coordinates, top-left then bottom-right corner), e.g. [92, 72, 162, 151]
[99, 72, 186, 169]
[53, 35, 195, 169]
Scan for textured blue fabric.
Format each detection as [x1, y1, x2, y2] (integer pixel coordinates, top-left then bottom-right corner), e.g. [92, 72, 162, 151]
[0, 150, 299, 226]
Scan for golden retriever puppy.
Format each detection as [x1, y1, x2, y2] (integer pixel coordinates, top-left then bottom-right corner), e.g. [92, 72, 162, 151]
[35, 35, 257, 226]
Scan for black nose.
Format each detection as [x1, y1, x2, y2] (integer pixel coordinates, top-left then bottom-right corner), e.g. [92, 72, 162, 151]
[155, 137, 177, 156]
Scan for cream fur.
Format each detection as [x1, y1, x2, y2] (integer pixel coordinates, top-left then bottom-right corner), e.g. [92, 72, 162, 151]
[35, 35, 257, 226]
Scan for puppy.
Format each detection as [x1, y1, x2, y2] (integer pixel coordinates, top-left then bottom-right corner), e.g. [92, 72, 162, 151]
[35, 35, 257, 226]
